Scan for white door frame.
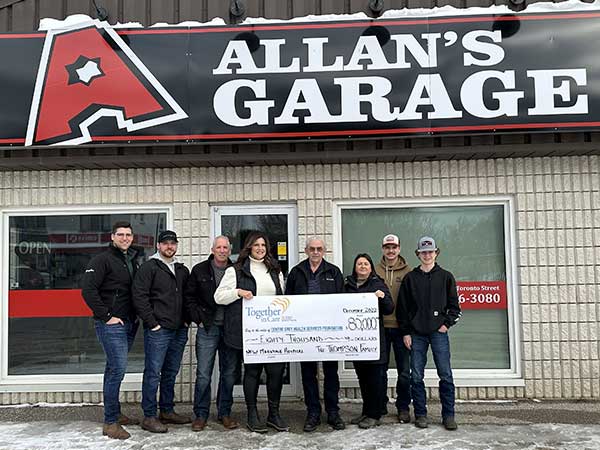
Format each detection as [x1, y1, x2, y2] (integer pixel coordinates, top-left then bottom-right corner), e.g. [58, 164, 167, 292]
[211, 203, 300, 398]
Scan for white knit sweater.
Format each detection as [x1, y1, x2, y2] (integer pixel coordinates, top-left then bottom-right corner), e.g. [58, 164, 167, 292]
[214, 257, 285, 305]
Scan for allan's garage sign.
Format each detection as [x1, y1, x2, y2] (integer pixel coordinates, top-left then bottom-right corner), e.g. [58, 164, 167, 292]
[1, 10, 600, 147]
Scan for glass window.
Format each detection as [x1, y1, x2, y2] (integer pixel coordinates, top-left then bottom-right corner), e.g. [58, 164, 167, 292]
[219, 211, 293, 386]
[341, 205, 510, 370]
[7, 212, 167, 375]
[221, 213, 290, 275]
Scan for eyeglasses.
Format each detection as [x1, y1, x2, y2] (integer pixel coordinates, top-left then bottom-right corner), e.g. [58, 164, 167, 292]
[114, 233, 133, 238]
[308, 246, 324, 253]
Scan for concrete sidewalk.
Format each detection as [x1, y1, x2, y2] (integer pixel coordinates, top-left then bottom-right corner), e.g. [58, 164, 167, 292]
[0, 399, 598, 450]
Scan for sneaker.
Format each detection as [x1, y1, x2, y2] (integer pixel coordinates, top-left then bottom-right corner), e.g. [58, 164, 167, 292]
[443, 416, 458, 431]
[414, 415, 429, 429]
[357, 417, 380, 429]
[102, 423, 130, 440]
[327, 413, 346, 431]
[397, 410, 411, 424]
[350, 413, 367, 425]
[117, 414, 140, 426]
[159, 410, 191, 424]
[303, 414, 321, 432]
[141, 416, 168, 433]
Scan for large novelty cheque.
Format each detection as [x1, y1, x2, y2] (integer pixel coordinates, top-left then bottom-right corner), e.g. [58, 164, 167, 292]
[243, 293, 379, 364]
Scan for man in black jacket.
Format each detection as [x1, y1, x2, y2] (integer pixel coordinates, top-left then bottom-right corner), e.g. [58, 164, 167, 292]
[82, 221, 140, 440]
[397, 236, 461, 431]
[132, 230, 191, 433]
[184, 236, 240, 432]
[285, 236, 345, 432]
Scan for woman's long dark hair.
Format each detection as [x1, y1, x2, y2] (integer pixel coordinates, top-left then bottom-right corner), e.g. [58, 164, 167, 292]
[235, 231, 280, 272]
[351, 253, 376, 280]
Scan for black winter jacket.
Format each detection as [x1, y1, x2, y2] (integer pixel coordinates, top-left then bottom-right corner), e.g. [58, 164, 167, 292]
[344, 273, 394, 364]
[284, 259, 344, 295]
[396, 263, 461, 336]
[223, 259, 283, 350]
[81, 244, 140, 322]
[132, 256, 190, 330]
[184, 255, 233, 330]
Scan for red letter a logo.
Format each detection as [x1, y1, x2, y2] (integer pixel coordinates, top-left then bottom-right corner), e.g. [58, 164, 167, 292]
[26, 20, 187, 146]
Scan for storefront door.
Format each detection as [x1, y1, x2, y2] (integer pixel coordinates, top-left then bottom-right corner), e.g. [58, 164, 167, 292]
[212, 204, 299, 398]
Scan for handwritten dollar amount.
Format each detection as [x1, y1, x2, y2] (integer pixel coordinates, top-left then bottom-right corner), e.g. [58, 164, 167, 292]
[458, 293, 501, 304]
[347, 316, 378, 331]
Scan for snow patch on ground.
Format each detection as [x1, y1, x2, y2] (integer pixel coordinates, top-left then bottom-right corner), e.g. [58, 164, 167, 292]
[0, 422, 599, 450]
[0, 402, 102, 409]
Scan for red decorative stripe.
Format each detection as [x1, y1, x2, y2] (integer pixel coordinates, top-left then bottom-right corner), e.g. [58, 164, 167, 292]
[89, 120, 600, 142]
[0, 33, 41, 39]
[8, 289, 92, 318]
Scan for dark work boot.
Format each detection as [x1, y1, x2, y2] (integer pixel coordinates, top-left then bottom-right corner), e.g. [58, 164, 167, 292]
[141, 416, 168, 433]
[159, 410, 191, 425]
[443, 416, 458, 431]
[327, 412, 346, 430]
[246, 406, 268, 433]
[350, 413, 367, 425]
[303, 414, 321, 432]
[102, 423, 130, 439]
[266, 401, 289, 432]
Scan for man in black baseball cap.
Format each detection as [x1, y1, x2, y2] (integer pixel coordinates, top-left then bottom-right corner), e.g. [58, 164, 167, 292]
[158, 230, 178, 243]
[133, 229, 191, 433]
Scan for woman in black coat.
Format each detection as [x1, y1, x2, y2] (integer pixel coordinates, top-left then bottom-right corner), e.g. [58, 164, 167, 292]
[214, 231, 288, 433]
[344, 253, 394, 429]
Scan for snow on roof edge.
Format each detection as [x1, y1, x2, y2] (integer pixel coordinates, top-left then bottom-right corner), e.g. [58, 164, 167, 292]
[38, 0, 600, 31]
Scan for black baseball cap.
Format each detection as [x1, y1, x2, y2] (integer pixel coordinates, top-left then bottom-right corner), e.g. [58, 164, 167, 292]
[158, 230, 178, 243]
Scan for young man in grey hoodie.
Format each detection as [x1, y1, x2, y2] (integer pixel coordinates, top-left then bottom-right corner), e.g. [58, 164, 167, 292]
[374, 234, 412, 423]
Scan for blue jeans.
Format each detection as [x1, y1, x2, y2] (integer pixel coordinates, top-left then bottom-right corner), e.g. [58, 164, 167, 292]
[383, 328, 411, 412]
[142, 326, 188, 418]
[410, 331, 455, 419]
[94, 319, 139, 424]
[301, 361, 340, 417]
[193, 325, 241, 419]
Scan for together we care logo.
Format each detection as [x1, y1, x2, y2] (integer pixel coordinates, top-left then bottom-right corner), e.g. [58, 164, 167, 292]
[246, 297, 292, 322]
[270, 297, 291, 313]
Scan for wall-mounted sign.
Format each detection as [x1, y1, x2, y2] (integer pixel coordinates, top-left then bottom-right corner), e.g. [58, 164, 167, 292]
[1, 10, 600, 147]
[456, 280, 507, 310]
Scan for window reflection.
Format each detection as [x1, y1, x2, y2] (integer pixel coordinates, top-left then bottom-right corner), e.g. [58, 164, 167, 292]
[8, 213, 166, 375]
[341, 205, 510, 370]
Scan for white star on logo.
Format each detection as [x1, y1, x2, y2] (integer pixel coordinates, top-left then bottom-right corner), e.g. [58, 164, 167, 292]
[76, 60, 102, 84]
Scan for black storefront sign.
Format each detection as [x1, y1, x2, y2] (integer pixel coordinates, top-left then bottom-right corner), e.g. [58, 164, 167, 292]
[1, 10, 600, 147]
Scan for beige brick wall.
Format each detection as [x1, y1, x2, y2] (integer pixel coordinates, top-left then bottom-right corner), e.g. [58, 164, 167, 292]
[0, 155, 598, 404]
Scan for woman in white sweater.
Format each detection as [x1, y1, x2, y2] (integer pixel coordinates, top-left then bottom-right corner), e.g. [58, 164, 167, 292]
[214, 231, 287, 433]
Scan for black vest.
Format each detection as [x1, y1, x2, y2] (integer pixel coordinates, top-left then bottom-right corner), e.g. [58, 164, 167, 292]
[223, 258, 283, 350]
